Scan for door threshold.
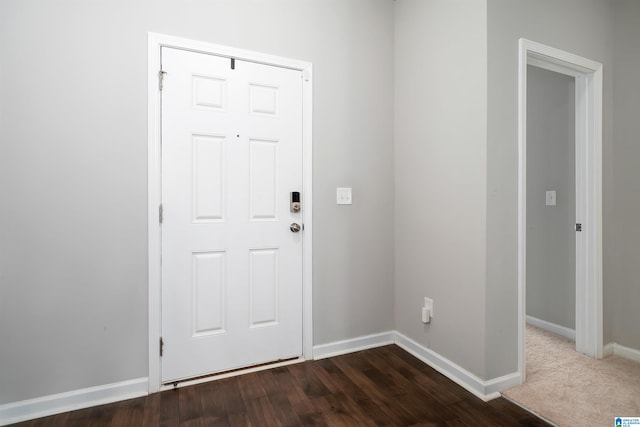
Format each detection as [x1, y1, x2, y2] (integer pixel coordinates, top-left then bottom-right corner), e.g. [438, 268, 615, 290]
[159, 356, 304, 391]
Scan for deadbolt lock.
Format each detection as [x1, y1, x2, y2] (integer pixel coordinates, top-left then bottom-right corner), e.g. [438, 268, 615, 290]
[290, 191, 301, 213]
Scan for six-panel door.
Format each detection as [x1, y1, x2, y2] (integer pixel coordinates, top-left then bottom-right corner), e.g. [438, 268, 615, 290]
[161, 47, 303, 383]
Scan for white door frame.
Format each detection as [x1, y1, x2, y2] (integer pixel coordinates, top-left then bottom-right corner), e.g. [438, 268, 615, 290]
[517, 39, 603, 381]
[147, 32, 313, 393]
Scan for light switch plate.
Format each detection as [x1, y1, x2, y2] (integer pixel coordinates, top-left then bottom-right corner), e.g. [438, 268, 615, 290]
[545, 190, 557, 206]
[337, 187, 352, 205]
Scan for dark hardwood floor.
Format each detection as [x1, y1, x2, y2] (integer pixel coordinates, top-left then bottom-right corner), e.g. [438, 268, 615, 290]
[10, 345, 550, 426]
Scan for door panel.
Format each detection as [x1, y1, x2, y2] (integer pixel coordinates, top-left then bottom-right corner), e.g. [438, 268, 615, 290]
[160, 47, 303, 383]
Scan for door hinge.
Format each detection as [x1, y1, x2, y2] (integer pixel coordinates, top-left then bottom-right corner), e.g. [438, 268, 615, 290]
[230, 58, 235, 70]
[576, 223, 582, 232]
[159, 204, 163, 224]
[160, 337, 164, 357]
[159, 70, 167, 91]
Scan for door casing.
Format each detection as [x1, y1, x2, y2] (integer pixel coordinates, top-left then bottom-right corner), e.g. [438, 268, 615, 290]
[517, 38, 603, 382]
[147, 32, 313, 393]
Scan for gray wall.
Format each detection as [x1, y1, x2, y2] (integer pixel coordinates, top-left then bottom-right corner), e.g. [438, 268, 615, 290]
[526, 65, 575, 330]
[0, 0, 395, 404]
[394, 0, 488, 379]
[611, 0, 640, 350]
[3, 0, 640, 409]
[486, 0, 615, 378]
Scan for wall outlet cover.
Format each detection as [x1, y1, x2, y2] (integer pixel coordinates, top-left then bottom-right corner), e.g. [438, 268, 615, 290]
[545, 190, 557, 206]
[424, 297, 433, 318]
[336, 187, 352, 205]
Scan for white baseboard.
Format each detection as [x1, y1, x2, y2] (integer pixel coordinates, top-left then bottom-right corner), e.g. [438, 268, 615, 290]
[313, 331, 395, 360]
[4, 328, 531, 425]
[604, 342, 640, 363]
[394, 332, 520, 401]
[0, 377, 148, 426]
[485, 371, 522, 397]
[314, 330, 520, 401]
[526, 315, 576, 341]
[604, 342, 614, 357]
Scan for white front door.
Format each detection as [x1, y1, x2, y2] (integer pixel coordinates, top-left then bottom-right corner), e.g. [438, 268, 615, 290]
[160, 47, 303, 383]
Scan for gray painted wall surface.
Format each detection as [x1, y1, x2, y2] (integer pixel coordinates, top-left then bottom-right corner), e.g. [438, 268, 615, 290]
[2, 0, 640, 409]
[526, 66, 575, 330]
[394, 0, 488, 379]
[486, 0, 614, 378]
[611, 0, 640, 350]
[0, 0, 395, 404]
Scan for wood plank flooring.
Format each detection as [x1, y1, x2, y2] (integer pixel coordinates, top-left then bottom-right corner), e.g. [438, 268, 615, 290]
[10, 345, 550, 426]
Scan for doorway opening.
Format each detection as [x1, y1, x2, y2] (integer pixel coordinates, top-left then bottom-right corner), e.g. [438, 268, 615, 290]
[525, 64, 576, 342]
[517, 39, 603, 382]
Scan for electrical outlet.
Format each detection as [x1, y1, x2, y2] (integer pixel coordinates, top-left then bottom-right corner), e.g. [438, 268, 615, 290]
[336, 187, 352, 205]
[422, 307, 430, 323]
[424, 297, 434, 319]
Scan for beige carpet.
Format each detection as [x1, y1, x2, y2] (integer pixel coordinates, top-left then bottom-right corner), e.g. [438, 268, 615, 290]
[502, 325, 640, 426]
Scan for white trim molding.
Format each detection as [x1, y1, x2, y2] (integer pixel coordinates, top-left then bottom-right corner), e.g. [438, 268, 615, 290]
[604, 342, 640, 363]
[0, 378, 148, 427]
[3, 329, 530, 425]
[314, 331, 520, 401]
[518, 38, 604, 384]
[526, 315, 576, 341]
[394, 332, 520, 401]
[313, 331, 395, 360]
[147, 32, 313, 393]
